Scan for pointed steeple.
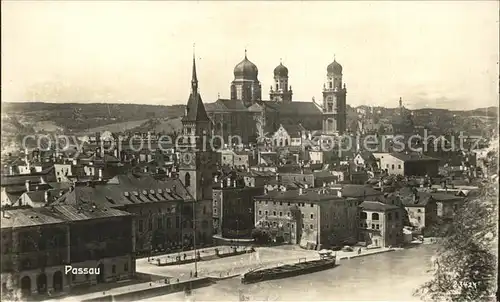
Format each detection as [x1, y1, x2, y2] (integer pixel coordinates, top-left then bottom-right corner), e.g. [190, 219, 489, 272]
[244, 48, 247, 59]
[183, 49, 210, 123]
[191, 44, 198, 92]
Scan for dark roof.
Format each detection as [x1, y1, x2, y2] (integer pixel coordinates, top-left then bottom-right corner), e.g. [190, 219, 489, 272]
[1, 170, 54, 187]
[360, 201, 400, 212]
[55, 173, 192, 208]
[357, 151, 376, 161]
[430, 192, 465, 201]
[390, 152, 440, 162]
[182, 91, 210, 122]
[1, 205, 131, 229]
[275, 101, 322, 115]
[281, 124, 306, 137]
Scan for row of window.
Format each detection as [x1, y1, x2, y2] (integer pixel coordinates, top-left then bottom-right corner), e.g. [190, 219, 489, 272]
[385, 164, 402, 170]
[360, 212, 400, 221]
[360, 223, 381, 230]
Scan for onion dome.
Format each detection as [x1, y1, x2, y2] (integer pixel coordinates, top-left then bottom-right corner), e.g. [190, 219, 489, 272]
[327, 58, 343, 74]
[274, 61, 289, 77]
[234, 50, 258, 79]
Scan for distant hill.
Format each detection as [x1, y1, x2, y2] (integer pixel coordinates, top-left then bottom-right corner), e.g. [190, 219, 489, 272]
[1, 101, 497, 153]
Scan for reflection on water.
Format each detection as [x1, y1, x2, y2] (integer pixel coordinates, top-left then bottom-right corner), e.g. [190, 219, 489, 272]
[145, 245, 437, 301]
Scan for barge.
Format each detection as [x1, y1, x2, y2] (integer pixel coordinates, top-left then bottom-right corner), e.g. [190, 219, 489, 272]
[241, 250, 337, 284]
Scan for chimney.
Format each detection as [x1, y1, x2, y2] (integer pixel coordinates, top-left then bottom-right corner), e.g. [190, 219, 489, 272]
[144, 166, 148, 173]
[233, 180, 237, 188]
[304, 184, 308, 189]
[39, 177, 46, 184]
[299, 188, 303, 195]
[44, 191, 50, 203]
[214, 175, 218, 183]
[25, 180, 31, 192]
[226, 177, 231, 188]
[337, 190, 342, 197]
[98, 168, 103, 180]
[276, 173, 279, 182]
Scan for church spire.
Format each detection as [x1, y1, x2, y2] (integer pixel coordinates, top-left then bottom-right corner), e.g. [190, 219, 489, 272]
[191, 44, 198, 92]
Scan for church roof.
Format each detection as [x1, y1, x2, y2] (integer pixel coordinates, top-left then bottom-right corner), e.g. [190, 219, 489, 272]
[234, 51, 259, 79]
[327, 59, 343, 74]
[182, 56, 210, 122]
[275, 101, 322, 115]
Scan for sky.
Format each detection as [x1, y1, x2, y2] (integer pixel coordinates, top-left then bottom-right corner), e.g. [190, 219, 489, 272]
[1, 1, 499, 109]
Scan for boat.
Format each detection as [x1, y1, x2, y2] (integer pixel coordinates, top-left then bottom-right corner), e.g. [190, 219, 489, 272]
[241, 250, 337, 284]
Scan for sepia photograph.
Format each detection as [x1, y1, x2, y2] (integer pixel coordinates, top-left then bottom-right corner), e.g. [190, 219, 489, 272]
[1, 1, 498, 301]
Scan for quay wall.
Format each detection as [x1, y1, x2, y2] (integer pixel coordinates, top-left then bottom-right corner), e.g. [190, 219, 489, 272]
[81, 278, 212, 302]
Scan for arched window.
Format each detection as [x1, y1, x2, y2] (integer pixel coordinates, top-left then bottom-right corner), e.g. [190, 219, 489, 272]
[372, 213, 379, 220]
[360, 212, 367, 219]
[285, 139, 289, 146]
[184, 173, 191, 187]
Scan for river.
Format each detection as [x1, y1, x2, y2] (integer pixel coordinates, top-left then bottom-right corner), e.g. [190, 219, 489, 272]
[143, 245, 437, 301]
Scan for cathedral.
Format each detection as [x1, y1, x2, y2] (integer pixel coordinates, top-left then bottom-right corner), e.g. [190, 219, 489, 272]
[203, 51, 349, 144]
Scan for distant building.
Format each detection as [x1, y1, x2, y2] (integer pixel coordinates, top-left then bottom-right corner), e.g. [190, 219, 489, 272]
[212, 179, 264, 239]
[254, 188, 359, 249]
[400, 190, 438, 231]
[359, 201, 404, 247]
[378, 152, 440, 177]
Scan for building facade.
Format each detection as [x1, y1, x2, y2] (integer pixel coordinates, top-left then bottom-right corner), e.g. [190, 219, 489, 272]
[359, 201, 404, 247]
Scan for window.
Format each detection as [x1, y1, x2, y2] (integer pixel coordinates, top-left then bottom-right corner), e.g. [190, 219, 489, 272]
[138, 220, 144, 232]
[166, 218, 172, 228]
[302, 224, 304, 229]
[391, 164, 395, 170]
[157, 218, 163, 229]
[386, 164, 389, 168]
[310, 224, 313, 229]
[279, 202, 283, 206]
[203, 206, 206, 214]
[310, 204, 314, 208]
[417, 216, 421, 222]
[287, 212, 290, 217]
[273, 202, 276, 205]
[265, 211, 268, 216]
[376, 224, 380, 230]
[387, 213, 392, 221]
[372, 213, 379, 220]
[360, 212, 367, 219]
[214, 208, 217, 215]
[287, 202, 291, 206]
[265, 201, 268, 205]
[124, 263, 129, 272]
[279, 212, 283, 216]
[302, 213, 305, 218]
[112, 265, 116, 274]
[148, 219, 153, 231]
[184, 173, 191, 187]
[310, 214, 314, 219]
[258, 210, 262, 215]
[176, 216, 180, 228]
[417, 209, 422, 213]
[398, 164, 401, 169]
[372, 224, 375, 229]
[273, 211, 277, 216]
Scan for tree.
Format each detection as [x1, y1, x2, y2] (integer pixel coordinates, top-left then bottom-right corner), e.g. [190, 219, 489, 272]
[414, 179, 498, 301]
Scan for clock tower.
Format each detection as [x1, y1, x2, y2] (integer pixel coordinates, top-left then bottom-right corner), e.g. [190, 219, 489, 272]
[178, 52, 214, 201]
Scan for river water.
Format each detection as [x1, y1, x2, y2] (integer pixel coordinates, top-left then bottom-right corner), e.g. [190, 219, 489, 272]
[144, 245, 437, 301]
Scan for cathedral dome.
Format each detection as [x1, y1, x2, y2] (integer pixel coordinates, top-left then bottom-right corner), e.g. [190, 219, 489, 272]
[327, 59, 343, 74]
[234, 52, 258, 79]
[273, 62, 288, 77]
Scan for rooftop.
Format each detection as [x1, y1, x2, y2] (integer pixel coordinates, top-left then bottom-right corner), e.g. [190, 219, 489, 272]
[360, 201, 400, 212]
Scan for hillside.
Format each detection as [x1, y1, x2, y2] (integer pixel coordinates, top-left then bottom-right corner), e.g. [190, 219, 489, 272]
[1, 101, 497, 153]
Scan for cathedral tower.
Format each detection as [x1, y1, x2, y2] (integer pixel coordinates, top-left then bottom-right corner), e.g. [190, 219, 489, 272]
[269, 59, 293, 103]
[178, 52, 214, 202]
[322, 56, 347, 134]
[230, 50, 262, 107]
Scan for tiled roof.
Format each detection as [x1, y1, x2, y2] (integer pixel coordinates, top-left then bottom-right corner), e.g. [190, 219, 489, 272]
[0, 169, 54, 187]
[218, 99, 248, 111]
[55, 173, 192, 208]
[282, 124, 306, 137]
[1, 205, 131, 229]
[360, 201, 400, 212]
